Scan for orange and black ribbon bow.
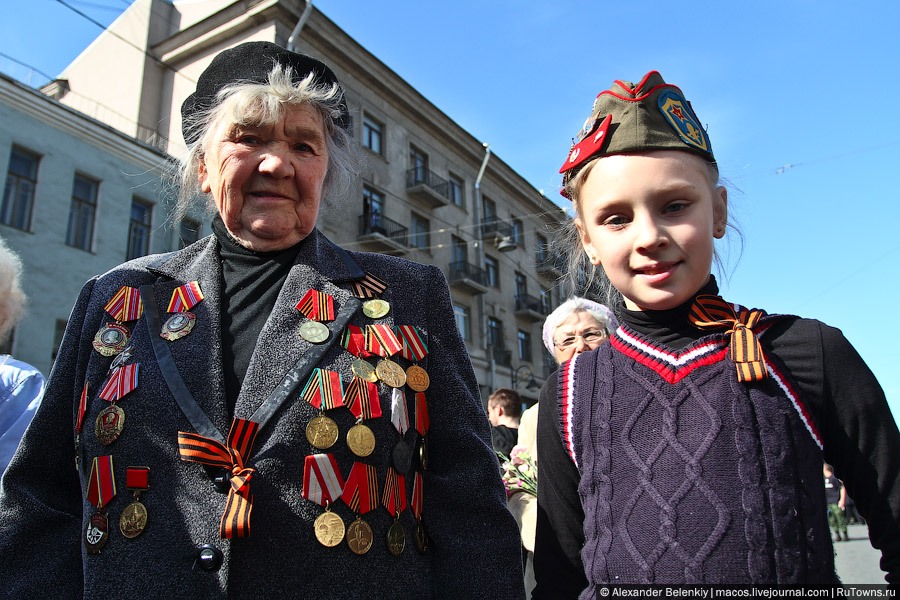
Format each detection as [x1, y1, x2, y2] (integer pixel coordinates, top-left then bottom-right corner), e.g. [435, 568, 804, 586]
[688, 294, 768, 382]
[178, 418, 260, 539]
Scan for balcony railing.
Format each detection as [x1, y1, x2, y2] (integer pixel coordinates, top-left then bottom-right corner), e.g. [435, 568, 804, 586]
[358, 213, 409, 244]
[492, 346, 513, 368]
[406, 167, 449, 208]
[480, 219, 513, 240]
[515, 294, 549, 314]
[448, 261, 487, 286]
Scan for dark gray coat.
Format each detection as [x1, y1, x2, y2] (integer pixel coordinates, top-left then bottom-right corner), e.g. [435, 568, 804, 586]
[0, 230, 525, 599]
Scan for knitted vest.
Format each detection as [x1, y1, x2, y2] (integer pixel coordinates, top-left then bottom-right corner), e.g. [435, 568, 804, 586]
[559, 321, 836, 587]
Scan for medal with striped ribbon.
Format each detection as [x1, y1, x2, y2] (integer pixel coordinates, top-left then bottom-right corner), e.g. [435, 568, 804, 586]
[341, 462, 378, 555]
[84, 455, 116, 554]
[302, 454, 346, 547]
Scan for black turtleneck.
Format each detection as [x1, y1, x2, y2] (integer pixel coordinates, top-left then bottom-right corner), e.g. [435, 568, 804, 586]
[212, 216, 307, 415]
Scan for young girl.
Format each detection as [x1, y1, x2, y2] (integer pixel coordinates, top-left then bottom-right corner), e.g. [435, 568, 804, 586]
[532, 71, 900, 592]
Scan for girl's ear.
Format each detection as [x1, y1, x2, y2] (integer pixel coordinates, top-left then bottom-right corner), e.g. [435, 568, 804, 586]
[713, 186, 728, 239]
[575, 217, 601, 265]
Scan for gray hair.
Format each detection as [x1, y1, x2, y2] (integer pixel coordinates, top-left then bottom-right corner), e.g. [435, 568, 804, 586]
[174, 65, 361, 224]
[541, 296, 617, 355]
[0, 236, 27, 345]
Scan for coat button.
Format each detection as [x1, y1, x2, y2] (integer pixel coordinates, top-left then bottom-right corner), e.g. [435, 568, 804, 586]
[196, 544, 223, 572]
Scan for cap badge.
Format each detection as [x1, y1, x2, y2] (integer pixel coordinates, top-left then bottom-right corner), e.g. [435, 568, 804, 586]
[559, 114, 613, 173]
[657, 90, 710, 153]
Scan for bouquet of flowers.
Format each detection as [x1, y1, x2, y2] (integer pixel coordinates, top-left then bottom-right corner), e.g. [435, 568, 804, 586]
[497, 444, 537, 497]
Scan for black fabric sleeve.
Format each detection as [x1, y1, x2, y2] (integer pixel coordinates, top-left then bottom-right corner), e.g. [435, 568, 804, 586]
[532, 374, 588, 599]
[767, 318, 900, 584]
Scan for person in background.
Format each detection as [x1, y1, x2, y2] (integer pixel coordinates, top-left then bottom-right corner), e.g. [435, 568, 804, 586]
[0, 236, 45, 474]
[0, 42, 524, 599]
[824, 463, 849, 542]
[489, 388, 522, 456]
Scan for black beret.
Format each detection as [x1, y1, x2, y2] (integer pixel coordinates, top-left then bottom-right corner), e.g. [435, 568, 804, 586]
[180, 41, 351, 145]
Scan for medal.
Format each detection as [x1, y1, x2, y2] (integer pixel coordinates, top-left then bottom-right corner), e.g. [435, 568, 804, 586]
[296, 289, 336, 322]
[299, 321, 330, 344]
[119, 466, 150, 539]
[347, 517, 374, 555]
[412, 472, 428, 553]
[396, 324, 428, 362]
[347, 422, 376, 457]
[302, 455, 346, 547]
[405, 365, 430, 392]
[419, 436, 429, 471]
[95, 404, 125, 446]
[350, 272, 388, 300]
[382, 467, 407, 555]
[366, 324, 402, 359]
[392, 440, 412, 473]
[362, 299, 390, 319]
[314, 509, 345, 547]
[306, 414, 339, 449]
[85, 512, 110, 554]
[376, 359, 406, 388]
[109, 346, 133, 371]
[301, 369, 345, 411]
[85, 456, 116, 554]
[387, 518, 406, 556]
[160, 312, 196, 341]
[351, 358, 378, 383]
[92, 322, 130, 356]
[415, 521, 429, 554]
[415, 393, 430, 472]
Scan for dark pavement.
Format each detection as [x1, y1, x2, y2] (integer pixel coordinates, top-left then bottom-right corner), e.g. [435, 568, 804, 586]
[834, 523, 887, 584]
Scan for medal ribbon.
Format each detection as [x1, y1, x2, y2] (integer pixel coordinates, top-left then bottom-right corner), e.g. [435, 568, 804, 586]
[302, 454, 345, 506]
[86, 455, 116, 510]
[345, 377, 382, 420]
[396, 325, 428, 362]
[178, 418, 260, 539]
[341, 462, 379, 515]
[98, 363, 140, 403]
[365, 324, 402, 358]
[76, 382, 89, 433]
[350, 272, 388, 299]
[411, 471, 424, 520]
[342, 325, 372, 358]
[126, 466, 150, 490]
[415, 392, 430, 435]
[300, 368, 345, 410]
[167, 281, 204, 313]
[382, 467, 407, 517]
[295, 289, 336, 322]
[390, 388, 409, 435]
[688, 294, 768, 382]
[104, 286, 143, 322]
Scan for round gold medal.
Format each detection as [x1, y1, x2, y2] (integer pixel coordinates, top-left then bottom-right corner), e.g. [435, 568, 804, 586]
[351, 358, 378, 383]
[362, 299, 390, 319]
[415, 520, 429, 553]
[314, 510, 345, 547]
[95, 404, 125, 446]
[299, 321, 330, 344]
[347, 517, 373, 555]
[405, 365, 430, 392]
[119, 500, 148, 538]
[376, 359, 406, 388]
[347, 423, 376, 457]
[392, 440, 412, 472]
[160, 311, 196, 341]
[92, 322, 130, 357]
[306, 414, 339, 449]
[85, 512, 109, 555]
[387, 519, 406, 556]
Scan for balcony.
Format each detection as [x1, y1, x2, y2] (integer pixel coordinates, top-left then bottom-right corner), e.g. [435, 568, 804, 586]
[448, 261, 488, 295]
[514, 294, 547, 323]
[406, 167, 450, 209]
[492, 346, 513, 368]
[357, 214, 409, 255]
[481, 219, 518, 252]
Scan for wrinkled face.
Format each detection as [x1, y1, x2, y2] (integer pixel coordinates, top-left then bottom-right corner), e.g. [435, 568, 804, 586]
[553, 310, 608, 363]
[199, 103, 329, 251]
[576, 151, 727, 312]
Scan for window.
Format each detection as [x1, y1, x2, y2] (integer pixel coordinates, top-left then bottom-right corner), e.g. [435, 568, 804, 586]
[127, 198, 153, 260]
[66, 174, 98, 251]
[483, 196, 497, 224]
[449, 173, 464, 207]
[515, 272, 528, 298]
[179, 217, 200, 249]
[451, 235, 467, 265]
[518, 330, 532, 362]
[536, 233, 549, 263]
[409, 146, 428, 185]
[362, 114, 383, 155]
[362, 186, 386, 234]
[453, 303, 471, 341]
[488, 317, 504, 349]
[511, 217, 525, 246]
[485, 255, 499, 288]
[52, 319, 67, 363]
[540, 287, 553, 313]
[411, 213, 430, 250]
[2, 147, 40, 230]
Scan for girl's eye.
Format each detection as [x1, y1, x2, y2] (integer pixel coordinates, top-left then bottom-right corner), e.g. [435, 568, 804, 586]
[663, 201, 688, 214]
[603, 215, 629, 228]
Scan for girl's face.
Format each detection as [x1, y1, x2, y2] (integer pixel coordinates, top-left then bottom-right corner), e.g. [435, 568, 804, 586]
[576, 151, 727, 312]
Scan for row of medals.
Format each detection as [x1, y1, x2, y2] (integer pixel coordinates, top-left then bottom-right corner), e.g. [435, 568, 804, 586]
[85, 312, 194, 552]
[302, 298, 430, 556]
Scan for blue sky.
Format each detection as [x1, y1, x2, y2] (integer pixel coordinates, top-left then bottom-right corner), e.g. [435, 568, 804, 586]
[2, 0, 899, 420]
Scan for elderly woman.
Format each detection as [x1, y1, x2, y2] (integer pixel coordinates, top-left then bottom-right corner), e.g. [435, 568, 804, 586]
[0, 42, 524, 598]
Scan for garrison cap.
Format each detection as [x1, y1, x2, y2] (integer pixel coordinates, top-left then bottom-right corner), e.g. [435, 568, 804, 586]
[559, 71, 714, 192]
[181, 41, 351, 145]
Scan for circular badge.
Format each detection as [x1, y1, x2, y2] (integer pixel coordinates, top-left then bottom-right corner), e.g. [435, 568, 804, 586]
[347, 423, 376, 457]
[351, 358, 378, 383]
[392, 440, 412, 473]
[347, 518, 374, 555]
[405, 365, 430, 392]
[314, 511, 345, 548]
[85, 512, 109, 555]
[306, 414, 339, 450]
[387, 519, 406, 556]
[161, 311, 196, 341]
[109, 346, 134, 371]
[299, 321, 330, 344]
[92, 323, 130, 357]
[119, 500, 148, 539]
[415, 521, 430, 554]
[376, 359, 406, 389]
[362, 299, 390, 319]
[95, 404, 125, 446]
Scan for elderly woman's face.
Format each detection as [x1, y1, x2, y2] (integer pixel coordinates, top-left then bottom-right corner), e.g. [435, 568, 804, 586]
[553, 310, 608, 363]
[199, 103, 329, 251]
